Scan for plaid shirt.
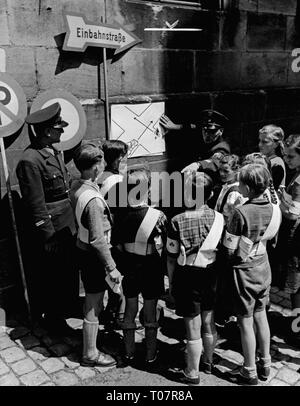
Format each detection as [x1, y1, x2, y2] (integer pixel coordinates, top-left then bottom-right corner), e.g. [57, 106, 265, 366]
[167, 205, 216, 257]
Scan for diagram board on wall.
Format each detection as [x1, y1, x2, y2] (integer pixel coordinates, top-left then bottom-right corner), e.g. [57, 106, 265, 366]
[110, 102, 165, 158]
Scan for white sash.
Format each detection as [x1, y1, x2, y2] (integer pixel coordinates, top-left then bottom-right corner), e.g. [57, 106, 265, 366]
[178, 211, 224, 268]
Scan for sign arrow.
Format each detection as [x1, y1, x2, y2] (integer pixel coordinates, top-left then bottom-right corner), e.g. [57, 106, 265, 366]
[62, 12, 142, 55]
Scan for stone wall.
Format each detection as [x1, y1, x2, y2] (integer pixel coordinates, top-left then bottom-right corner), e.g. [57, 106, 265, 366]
[1, 0, 300, 303]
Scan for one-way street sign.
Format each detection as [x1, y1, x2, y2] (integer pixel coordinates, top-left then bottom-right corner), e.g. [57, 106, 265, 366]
[62, 13, 142, 55]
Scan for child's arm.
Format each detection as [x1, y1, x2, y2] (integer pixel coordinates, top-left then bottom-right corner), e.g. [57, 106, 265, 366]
[222, 209, 243, 263]
[166, 218, 180, 296]
[84, 198, 121, 281]
[278, 185, 300, 221]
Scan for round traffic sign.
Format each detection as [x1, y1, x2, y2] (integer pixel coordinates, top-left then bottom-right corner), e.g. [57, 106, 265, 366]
[30, 89, 87, 151]
[0, 73, 27, 138]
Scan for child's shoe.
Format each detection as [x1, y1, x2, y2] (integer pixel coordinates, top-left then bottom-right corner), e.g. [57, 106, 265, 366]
[145, 351, 160, 372]
[227, 365, 258, 386]
[256, 357, 271, 381]
[168, 368, 200, 385]
[199, 360, 214, 375]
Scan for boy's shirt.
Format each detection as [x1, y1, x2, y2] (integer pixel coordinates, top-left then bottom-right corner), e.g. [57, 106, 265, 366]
[114, 205, 168, 255]
[167, 205, 218, 258]
[70, 179, 116, 273]
[223, 196, 280, 268]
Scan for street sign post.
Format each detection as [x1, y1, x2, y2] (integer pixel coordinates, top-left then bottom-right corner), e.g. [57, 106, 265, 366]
[0, 70, 31, 323]
[62, 12, 142, 140]
[29, 89, 87, 151]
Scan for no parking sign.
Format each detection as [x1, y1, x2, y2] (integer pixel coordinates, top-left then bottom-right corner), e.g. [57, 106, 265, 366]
[29, 89, 87, 151]
[0, 72, 27, 137]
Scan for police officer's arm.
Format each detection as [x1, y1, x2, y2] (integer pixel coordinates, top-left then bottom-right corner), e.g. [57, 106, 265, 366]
[83, 197, 120, 280]
[16, 160, 56, 242]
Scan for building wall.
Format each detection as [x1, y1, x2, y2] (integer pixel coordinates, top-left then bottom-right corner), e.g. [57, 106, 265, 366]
[1, 0, 300, 193]
[1, 0, 300, 297]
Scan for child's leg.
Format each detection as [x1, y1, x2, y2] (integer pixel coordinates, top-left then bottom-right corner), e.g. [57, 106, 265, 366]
[143, 299, 159, 362]
[83, 292, 104, 360]
[201, 310, 217, 364]
[122, 297, 139, 358]
[253, 310, 270, 359]
[253, 309, 271, 373]
[237, 315, 256, 369]
[184, 316, 202, 378]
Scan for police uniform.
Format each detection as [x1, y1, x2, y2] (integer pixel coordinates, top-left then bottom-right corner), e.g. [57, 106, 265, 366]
[191, 110, 231, 209]
[16, 103, 78, 323]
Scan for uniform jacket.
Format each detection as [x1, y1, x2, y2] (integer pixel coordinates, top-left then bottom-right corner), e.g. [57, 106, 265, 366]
[16, 144, 75, 242]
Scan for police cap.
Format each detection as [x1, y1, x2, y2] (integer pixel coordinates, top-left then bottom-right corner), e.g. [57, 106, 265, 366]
[200, 109, 229, 129]
[26, 102, 68, 128]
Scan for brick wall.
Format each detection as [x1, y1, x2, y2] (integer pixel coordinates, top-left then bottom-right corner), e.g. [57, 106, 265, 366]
[1, 0, 300, 300]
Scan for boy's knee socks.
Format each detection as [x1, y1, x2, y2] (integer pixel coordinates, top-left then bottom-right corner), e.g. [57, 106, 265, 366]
[83, 319, 99, 359]
[202, 332, 217, 363]
[186, 338, 202, 377]
[145, 327, 158, 361]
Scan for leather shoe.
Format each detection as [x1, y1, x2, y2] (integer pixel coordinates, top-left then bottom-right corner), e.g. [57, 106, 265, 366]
[81, 351, 117, 367]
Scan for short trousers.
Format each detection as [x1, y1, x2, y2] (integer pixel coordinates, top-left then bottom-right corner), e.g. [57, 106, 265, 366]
[77, 248, 107, 294]
[232, 261, 271, 317]
[121, 253, 165, 300]
[173, 264, 218, 318]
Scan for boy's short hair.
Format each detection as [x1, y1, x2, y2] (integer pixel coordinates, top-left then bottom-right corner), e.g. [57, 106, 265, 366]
[184, 172, 213, 205]
[102, 140, 128, 166]
[73, 143, 104, 171]
[239, 163, 270, 195]
[242, 152, 271, 172]
[125, 168, 150, 205]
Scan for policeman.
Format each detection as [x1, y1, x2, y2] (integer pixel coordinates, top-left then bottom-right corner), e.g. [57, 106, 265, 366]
[160, 109, 230, 174]
[160, 109, 231, 209]
[16, 102, 78, 332]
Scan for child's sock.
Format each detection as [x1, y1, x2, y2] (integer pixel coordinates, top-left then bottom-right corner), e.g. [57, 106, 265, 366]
[202, 332, 217, 364]
[82, 319, 99, 360]
[259, 356, 271, 367]
[242, 364, 257, 378]
[185, 338, 202, 378]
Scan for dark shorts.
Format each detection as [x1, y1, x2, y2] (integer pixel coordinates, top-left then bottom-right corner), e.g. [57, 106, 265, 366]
[232, 260, 271, 317]
[77, 248, 107, 294]
[121, 253, 165, 300]
[173, 264, 218, 318]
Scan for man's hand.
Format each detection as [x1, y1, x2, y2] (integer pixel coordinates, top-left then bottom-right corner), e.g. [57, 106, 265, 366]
[181, 162, 200, 174]
[159, 114, 182, 132]
[44, 234, 60, 255]
[108, 268, 122, 284]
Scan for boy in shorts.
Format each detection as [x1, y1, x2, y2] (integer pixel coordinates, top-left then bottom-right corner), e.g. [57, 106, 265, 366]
[114, 168, 167, 367]
[166, 172, 224, 384]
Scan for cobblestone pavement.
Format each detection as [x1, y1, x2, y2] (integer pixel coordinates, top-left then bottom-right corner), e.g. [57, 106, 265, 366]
[0, 283, 299, 387]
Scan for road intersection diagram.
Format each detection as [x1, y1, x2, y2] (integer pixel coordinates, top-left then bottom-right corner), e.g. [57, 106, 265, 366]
[110, 102, 166, 158]
[0, 73, 27, 137]
[29, 89, 87, 151]
[63, 12, 142, 54]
